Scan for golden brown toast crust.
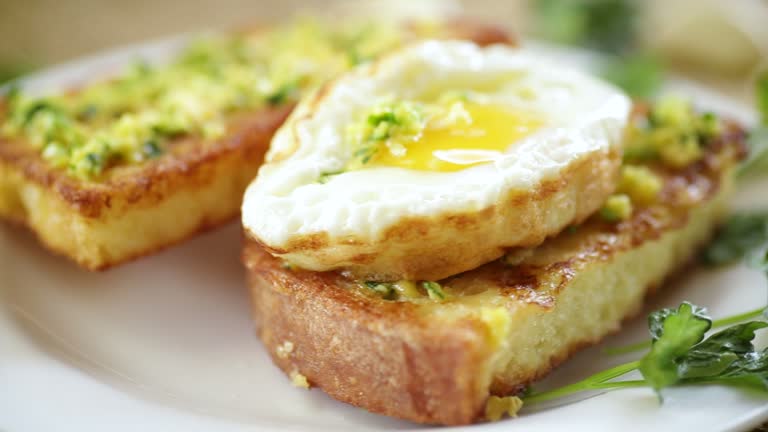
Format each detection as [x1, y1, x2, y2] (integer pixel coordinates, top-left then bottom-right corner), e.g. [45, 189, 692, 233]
[0, 20, 512, 270]
[242, 125, 746, 425]
[0, 106, 292, 269]
[0, 107, 292, 219]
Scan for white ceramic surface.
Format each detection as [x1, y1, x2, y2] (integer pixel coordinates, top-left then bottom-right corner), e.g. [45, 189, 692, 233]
[1, 37, 767, 432]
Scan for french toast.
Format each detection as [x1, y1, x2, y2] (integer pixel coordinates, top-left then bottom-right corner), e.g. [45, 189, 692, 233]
[242, 120, 746, 425]
[0, 19, 512, 270]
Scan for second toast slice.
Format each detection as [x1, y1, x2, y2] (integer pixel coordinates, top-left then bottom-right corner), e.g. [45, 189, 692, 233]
[243, 122, 746, 425]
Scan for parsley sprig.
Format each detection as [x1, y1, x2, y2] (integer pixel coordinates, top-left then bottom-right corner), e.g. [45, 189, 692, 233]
[603, 307, 767, 356]
[639, 303, 768, 397]
[524, 303, 768, 404]
[702, 212, 768, 266]
[526, 207, 768, 405]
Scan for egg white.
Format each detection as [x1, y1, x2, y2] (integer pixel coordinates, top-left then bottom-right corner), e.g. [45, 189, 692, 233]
[242, 40, 631, 280]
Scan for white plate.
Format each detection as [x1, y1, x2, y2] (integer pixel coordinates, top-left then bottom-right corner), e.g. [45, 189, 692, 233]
[1, 38, 767, 432]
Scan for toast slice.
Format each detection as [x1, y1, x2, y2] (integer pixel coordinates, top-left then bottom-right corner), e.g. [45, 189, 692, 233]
[0, 19, 511, 270]
[242, 124, 746, 425]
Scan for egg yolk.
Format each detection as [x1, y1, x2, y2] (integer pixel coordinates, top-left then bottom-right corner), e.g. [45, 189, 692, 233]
[372, 103, 544, 172]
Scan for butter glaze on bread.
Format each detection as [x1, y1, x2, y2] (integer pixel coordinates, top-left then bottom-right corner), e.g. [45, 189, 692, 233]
[243, 128, 745, 425]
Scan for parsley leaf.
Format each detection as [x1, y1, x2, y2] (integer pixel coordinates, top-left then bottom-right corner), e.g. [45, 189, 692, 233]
[702, 212, 768, 266]
[526, 302, 767, 405]
[639, 302, 712, 394]
[677, 321, 768, 390]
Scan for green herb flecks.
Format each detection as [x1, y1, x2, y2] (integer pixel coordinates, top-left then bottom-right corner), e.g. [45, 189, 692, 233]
[2, 19, 407, 179]
[422, 281, 447, 301]
[624, 96, 721, 168]
[345, 99, 425, 168]
[266, 82, 298, 106]
[317, 170, 344, 184]
[363, 281, 397, 300]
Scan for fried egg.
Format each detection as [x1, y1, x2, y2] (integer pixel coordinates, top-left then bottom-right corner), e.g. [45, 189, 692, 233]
[242, 40, 631, 281]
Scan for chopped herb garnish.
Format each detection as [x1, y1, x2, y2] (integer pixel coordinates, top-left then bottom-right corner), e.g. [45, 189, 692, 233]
[343, 99, 426, 168]
[266, 82, 298, 106]
[599, 194, 632, 222]
[76, 104, 99, 122]
[1, 18, 408, 179]
[21, 100, 64, 127]
[363, 281, 397, 300]
[318, 170, 344, 184]
[83, 152, 104, 174]
[142, 139, 162, 158]
[343, 96, 476, 170]
[624, 96, 720, 169]
[422, 281, 447, 301]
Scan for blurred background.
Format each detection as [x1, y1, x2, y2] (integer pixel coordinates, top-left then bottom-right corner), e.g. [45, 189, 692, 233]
[0, 0, 766, 104]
